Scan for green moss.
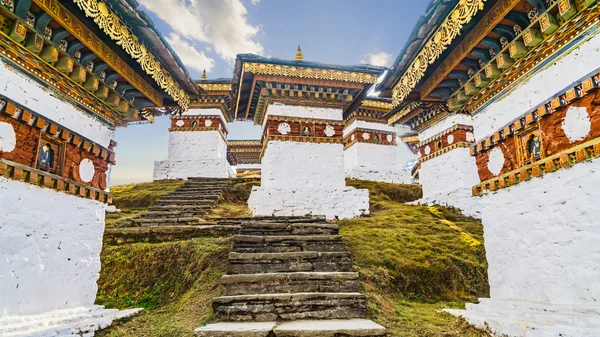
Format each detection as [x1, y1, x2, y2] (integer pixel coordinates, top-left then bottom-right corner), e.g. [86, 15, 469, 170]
[339, 181, 489, 336]
[205, 179, 260, 219]
[111, 180, 185, 210]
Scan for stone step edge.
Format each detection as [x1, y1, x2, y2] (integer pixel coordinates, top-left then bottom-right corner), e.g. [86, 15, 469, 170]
[229, 251, 351, 260]
[213, 292, 366, 303]
[194, 319, 386, 337]
[220, 271, 359, 284]
[233, 235, 342, 242]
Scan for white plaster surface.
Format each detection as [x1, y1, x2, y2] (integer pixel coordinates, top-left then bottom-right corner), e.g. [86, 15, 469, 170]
[153, 130, 234, 179]
[263, 103, 342, 128]
[0, 60, 114, 148]
[472, 34, 600, 140]
[0, 178, 105, 316]
[562, 106, 591, 142]
[183, 107, 227, 124]
[0, 306, 142, 337]
[344, 143, 411, 184]
[414, 148, 480, 217]
[419, 114, 473, 141]
[487, 147, 505, 176]
[447, 157, 600, 336]
[0, 121, 16, 152]
[78, 159, 95, 183]
[248, 141, 368, 220]
[343, 120, 395, 136]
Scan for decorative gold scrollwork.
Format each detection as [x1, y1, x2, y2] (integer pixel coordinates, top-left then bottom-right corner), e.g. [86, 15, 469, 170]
[243, 62, 378, 84]
[391, 0, 486, 107]
[72, 0, 190, 110]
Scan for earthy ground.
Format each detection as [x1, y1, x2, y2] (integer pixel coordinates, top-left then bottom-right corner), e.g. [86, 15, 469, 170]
[97, 179, 490, 337]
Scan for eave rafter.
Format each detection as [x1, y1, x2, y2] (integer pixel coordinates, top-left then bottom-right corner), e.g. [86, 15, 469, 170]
[391, 0, 487, 107]
[70, 0, 191, 110]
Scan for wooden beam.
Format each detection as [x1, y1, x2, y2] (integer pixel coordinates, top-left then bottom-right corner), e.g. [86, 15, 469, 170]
[254, 74, 364, 90]
[245, 78, 257, 120]
[34, 0, 163, 106]
[420, 0, 522, 99]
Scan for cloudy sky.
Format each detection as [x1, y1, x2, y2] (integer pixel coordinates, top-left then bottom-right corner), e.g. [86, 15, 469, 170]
[110, 0, 427, 186]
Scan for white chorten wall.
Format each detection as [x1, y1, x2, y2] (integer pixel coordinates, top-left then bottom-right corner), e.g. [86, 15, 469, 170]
[153, 108, 234, 180]
[248, 103, 369, 220]
[447, 33, 600, 336]
[0, 60, 138, 335]
[343, 120, 410, 184]
[415, 115, 480, 217]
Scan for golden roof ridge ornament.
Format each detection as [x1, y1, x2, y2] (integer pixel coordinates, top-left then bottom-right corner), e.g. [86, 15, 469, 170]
[391, 0, 486, 107]
[201, 69, 207, 80]
[295, 46, 303, 61]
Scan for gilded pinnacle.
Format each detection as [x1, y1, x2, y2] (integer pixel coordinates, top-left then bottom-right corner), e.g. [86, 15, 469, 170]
[295, 46, 303, 61]
[201, 69, 207, 80]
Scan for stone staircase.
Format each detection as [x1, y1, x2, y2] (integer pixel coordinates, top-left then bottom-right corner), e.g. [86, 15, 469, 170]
[195, 216, 386, 336]
[132, 178, 233, 226]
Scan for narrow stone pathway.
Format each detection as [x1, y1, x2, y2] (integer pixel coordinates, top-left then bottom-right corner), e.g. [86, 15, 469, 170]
[132, 178, 233, 226]
[195, 216, 386, 336]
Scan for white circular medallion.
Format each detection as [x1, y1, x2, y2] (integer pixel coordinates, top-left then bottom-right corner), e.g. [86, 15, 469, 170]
[447, 134, 454, 144]
[351, 134, 355, 141]
[362, 133, 370, 140]
[386, 134, 393, 142]
[175, 120, 184, 127]
[424, 145, 431, 155]
[0, 122, 16, 152]
[466, 132, 475, 142]
[562, 106, 591, 142]
[204, 119, 213, 127]
[487, 147, 505, 176]
[277, 122, 291, 135]
[324, 124, 335, 137]
[79, 158, 95, 183]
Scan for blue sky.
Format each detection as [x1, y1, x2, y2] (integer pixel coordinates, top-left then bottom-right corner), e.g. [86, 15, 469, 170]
[110, 0, 427, 186]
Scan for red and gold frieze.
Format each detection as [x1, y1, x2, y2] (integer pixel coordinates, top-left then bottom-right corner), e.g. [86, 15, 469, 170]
[169, 115, 228, 140]
[344, 128, 396, 150]
[473, 71, 600, 195]
[0, 97, 115, 195]
[263, 116, 344, 140]
[417, 125, 475, 163]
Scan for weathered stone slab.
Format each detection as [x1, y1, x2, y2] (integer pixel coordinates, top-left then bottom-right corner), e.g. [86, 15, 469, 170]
[228, 251, 353, 274]
[213, 292, 366, 322]
[104, 225, 240, 245]
[221, 272, 359, 296]
[273, 319, 387, 337]
[239, 223, 339, 236]
[233, 235, 345, 253]
[195, 322, 276, 337]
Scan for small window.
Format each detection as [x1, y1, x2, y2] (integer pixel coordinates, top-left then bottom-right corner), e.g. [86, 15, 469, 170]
[36, 135, 64, 175]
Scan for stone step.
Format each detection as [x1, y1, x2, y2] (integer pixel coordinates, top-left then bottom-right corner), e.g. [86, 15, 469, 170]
[220, 272, 359, 296]
[212, 292, 366, 322]
[273, 319, 387, 337]
[233, 235, 345, 253]
[140, 210, 209, 218]
[195, 320, 386, 337]
[104, 225, 240, 245]
[148, 205, 213, 211]
[155, 199, 217, 206]
[159, 195, 221, 200]
[131, 217, 205, 225]
[228, 251, 353, 274]
[239, 223, 339, 236]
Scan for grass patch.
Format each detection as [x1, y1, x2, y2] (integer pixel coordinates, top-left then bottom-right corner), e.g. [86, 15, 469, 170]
[205, 179, 260, 219]
[96, 238, 230, 337]
[339, 180, 489, 336]
[111, 180, 185, 210]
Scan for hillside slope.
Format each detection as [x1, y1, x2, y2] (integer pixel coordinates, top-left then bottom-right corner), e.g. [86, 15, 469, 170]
[97, 179, 489, 337]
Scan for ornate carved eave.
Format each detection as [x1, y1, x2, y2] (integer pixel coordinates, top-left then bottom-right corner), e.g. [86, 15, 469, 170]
[71, 0, 191, 110]
[390, 0, 487, 107]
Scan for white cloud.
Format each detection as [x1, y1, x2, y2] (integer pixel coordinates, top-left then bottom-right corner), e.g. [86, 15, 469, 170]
[139, 0, 263, 63]
[165, 33, 215, 73]
[361, 51, 393, 68]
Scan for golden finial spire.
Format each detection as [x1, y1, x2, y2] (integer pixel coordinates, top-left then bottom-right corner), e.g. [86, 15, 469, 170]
[295, 46, 303, 61]
[201, 69, 207, 80]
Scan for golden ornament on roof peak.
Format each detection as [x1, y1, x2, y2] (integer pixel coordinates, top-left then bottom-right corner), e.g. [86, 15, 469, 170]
[295, 46, 303, 61]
